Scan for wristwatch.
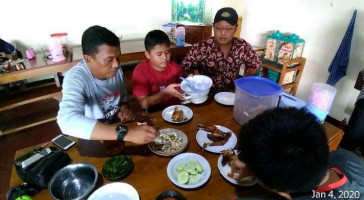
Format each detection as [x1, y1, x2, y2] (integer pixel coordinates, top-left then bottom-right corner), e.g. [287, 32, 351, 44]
[115, 125, 128, 141]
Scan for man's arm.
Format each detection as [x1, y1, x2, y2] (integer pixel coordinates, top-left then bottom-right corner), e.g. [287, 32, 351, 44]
[242, 42, 261, 76]
[180, 44, 201, 77]
[57, 73, 97, 139]
[90, 122, 158, 144]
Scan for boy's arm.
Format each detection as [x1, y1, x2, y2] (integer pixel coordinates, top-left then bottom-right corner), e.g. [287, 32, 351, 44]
[136, 83, 184, 109]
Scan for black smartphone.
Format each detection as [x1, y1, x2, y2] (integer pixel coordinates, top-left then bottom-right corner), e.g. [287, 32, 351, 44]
[52, 135, 75, 150]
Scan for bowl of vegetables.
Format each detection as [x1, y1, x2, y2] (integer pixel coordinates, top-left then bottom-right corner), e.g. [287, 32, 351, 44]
[102, 154, 133, 181]
[167, 152, 211, 189]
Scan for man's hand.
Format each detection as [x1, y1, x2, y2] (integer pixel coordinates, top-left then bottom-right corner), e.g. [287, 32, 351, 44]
[123, 125, 158, 145]
[162, 83, 184, 100]
[117, 106, 135, 122]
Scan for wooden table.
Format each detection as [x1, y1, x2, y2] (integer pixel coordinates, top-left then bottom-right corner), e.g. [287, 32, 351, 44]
[9, 100, 344, 200]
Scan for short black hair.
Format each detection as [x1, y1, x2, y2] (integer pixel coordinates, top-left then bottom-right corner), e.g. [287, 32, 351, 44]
[144, 30, 170, 52]
[81, 25, 120, 57]
[238, 107, 329, 193]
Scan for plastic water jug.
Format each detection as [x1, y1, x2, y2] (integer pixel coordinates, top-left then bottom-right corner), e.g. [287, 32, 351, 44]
[305, 83, 336, 123]
[233, 77, 283, 125]
[175, 27, 186, 47]
[50, 33, 68, 62]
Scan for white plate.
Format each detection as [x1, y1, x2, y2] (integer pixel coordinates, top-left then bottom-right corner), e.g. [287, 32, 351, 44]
[88, 182, 139, 200]
[148, 128, 188, 156]
[167, 152, 211, 189]
[196, 125, 237, 153]
[162, 105, 193, 123]
[217, 153, 258, 186]
[214, 92, 235, 106]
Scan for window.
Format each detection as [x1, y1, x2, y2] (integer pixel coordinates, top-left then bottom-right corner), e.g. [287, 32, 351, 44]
[172, 0, 206, 24]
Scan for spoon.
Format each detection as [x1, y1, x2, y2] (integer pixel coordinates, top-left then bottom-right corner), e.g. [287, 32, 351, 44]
[180, 77, 203, 93]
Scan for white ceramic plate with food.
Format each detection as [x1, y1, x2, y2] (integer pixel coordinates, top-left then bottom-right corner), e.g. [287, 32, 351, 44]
[214, 92, 235, 106]
[88, 182, 139, 200]
[217, 153, 258, 186]
[162, 105, 193, 123]
[148, 128, 188, 156]
[167, 152, 211, 189]
[196, 125, 237, 153]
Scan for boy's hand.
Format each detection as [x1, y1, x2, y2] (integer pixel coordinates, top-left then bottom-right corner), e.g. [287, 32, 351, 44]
[123, 125, 158, 144]
[118, 106, 135, 122]
[162, 83, 184, 100]
[229, 159, 254, 180]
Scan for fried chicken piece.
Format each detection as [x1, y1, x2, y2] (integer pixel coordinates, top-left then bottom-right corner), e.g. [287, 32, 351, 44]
[197, 123, 232, 145]
[221, 149, 238, 166]
[172, 107, 184, 122]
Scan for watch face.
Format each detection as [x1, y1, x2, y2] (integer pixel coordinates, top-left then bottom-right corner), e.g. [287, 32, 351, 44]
[116, 125, 128, 141]
[117, 125, 127, 133]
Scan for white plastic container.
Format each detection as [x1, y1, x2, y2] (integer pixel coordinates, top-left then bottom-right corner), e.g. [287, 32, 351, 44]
[162, 23, 177, 43]
[233, 77, 283, 125]
[180, 75, 212, 104]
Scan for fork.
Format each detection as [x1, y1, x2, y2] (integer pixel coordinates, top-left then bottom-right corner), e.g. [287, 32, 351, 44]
[201, 143, 209, 156]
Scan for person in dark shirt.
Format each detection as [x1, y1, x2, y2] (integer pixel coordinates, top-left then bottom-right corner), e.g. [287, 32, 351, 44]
[181, 7, 260, 94]
[0, 38, 23, 62]
[228, 107, 364, 200]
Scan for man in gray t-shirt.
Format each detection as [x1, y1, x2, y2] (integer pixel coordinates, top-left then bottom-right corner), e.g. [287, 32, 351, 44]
[226, 107, 364, 200]
[57, 25, 158, 144]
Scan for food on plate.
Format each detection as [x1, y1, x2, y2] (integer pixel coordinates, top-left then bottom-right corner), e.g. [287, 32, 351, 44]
[102, 154, 133, 181]
[172, 107, 184, 122]
[154, 131, 183, 153]
[174, 160, 204, 185]
[197, 124, 231, 146]
[221, 150, 256, 184]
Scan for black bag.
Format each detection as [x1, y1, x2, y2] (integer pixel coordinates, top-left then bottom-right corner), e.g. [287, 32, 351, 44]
[14, 147, 71, 188]
[340, 98, 364, 154]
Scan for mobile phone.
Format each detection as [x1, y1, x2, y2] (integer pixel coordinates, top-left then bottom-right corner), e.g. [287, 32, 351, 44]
[52, 134, 75, 150]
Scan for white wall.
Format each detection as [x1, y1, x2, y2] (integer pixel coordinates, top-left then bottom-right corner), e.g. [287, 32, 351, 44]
[1, 0, 234, 52]
[1, 0, 173, 52]
[241, 0, 363, 121]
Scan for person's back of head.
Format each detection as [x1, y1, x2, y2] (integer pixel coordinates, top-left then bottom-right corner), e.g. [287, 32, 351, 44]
[238, 107, 329, 193]
[81, 25, 120, 57]
[144, 30, 170, 52]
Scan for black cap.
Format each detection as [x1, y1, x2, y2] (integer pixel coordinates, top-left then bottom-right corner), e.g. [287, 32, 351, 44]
[213, 7, 238, 25]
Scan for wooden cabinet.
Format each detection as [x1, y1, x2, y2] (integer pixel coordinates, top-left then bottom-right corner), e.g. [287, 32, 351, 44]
[261, 57, 306, 96]
[177, 24, 212, 44]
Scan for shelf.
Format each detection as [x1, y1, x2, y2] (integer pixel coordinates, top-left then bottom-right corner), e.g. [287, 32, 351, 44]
[261, 57, 306, 96]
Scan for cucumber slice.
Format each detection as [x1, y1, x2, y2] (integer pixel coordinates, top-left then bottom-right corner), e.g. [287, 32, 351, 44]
[177, 171, 189, 184]
[189, 174, 201, 184]
[184, 164, 196, 173]
[195, 161, 204, 173]
[190, 169, 199, 175]
[188, 160, 196, 166]
[176, 163, 186, 171]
